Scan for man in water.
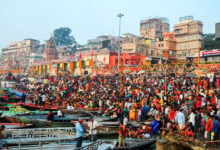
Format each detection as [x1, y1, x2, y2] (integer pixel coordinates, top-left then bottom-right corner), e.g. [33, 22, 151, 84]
[76, 119, 84, 148]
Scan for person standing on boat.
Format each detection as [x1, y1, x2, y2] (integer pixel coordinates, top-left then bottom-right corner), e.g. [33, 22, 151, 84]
[88, 116, 99, 142]
[0, 125, 8, 150]
[76, 119, 84, 148]
[22, 93, 26, 103]
[118, 122, 126, 147]
[41, 94, 46, 106]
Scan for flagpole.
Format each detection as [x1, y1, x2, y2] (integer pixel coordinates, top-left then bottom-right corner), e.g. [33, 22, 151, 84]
[197, 46, 201, 96]
[117, 13, 124, 100]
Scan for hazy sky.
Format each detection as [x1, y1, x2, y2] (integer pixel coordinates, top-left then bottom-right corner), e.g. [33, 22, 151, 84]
[0, 0, 219, 50]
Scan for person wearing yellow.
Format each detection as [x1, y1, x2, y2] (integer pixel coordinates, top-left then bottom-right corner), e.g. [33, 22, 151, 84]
[129, 107, 136, 121]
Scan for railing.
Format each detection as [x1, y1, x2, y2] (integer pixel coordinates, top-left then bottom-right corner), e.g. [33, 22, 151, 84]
[4, 127, 76, 139]
[76, 141, 101, 150]
[2, 140, 101, 150]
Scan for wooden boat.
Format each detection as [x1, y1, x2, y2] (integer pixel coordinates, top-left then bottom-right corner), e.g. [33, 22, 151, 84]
[17, 103, 65, 111]
[113, 135, 159, 150]
[0, 116, 34, 129]
[0, 106, 9, 110]
[14, 113, 91, 122]
[0, 123, 33, 129]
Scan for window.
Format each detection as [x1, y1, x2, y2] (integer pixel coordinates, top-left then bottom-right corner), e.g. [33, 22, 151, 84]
[169, 51, 172, 56]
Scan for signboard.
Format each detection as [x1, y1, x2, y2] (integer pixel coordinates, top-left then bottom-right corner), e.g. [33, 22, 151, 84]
[202, 50, 220, 56]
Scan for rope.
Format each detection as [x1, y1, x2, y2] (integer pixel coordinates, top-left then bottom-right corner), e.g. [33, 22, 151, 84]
[159, 141, 173, 148]
[203, 140, 220, 143]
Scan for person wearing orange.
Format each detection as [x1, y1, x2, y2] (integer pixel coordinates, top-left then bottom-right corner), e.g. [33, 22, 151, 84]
[129, 107, 136, 121]
[205, 114, 213, 141]
[85, 83, 90, 91]
[185, 127, 194, 138]
[45, 98, 49, 108]
[133, 100, 137, 109]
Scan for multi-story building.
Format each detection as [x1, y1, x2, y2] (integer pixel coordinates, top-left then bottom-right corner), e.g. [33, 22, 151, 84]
[174, 16, 203, 59]
[1, 39, 40, 69]
[86, 35, 119, 51]
[122, 33, 150, 55]
[57, 45, 75, 60]
[140, 17, 170, 40]
[216, 22, 220, 39]
[29, 52, 43, 66]
[156, 32, 177, 63]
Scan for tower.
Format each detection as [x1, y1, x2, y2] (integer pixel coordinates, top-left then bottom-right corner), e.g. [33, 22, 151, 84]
[43, 36, 58, 61]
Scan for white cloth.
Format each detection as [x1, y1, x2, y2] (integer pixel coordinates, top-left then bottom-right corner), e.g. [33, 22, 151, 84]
[57, 110, 63, 117]
[123, 117, 128, 126]
[88, 120, 99, 135]
[41, 95, 46, 102]
[188, 113, 195, 126]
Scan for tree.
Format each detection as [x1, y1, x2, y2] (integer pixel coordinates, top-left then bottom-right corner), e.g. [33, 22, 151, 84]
[201, 33, 215, 50]
[53, 27, 76, 47]
[214, 38, 220, 49]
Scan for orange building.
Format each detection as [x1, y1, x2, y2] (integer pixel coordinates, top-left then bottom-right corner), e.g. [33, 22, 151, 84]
[156, 32, 177, 63]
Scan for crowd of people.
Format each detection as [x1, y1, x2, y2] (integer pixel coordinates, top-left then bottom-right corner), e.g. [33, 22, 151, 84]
[7, 71, 220, 146]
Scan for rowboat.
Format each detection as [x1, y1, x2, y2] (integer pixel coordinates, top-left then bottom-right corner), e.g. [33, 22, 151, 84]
[0, 116, 34, 129]
[113, 135, 159, 150]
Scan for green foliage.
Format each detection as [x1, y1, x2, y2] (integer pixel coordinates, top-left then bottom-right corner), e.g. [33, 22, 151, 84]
[53, 27, 76, 46]
[215, 38, 220, 49]
[202, 33, 216, 50]
[82, 61, 86, 69]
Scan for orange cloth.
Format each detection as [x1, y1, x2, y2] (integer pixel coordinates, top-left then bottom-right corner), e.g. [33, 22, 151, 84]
[133, 103, 137, 109]
[129, 108, 136, 120]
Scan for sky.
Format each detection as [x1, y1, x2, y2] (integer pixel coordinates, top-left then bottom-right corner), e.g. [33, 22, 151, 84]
[0, 0, 219, 50]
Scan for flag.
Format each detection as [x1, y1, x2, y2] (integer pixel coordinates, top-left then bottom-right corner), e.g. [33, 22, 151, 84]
[89, 60, 94, 66]
[78, 61, 82, 69]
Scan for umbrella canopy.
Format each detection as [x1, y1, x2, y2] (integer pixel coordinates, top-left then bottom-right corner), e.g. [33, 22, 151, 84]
[20, 78, 27, 81]
[28, 77, 36, 82]
[186, 73, 197, 78]
[105, 72, 112, 76]
[129, 71, 137, 75]
[38, 79, 50, 84]
[137, 70, 145, 74]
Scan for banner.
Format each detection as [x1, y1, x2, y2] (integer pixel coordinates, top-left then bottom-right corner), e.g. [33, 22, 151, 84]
[79, 61, 82, 75]
[69, 62, 73, 75]
[89, 60, 94, 66]
[39, 65, 42, 75]
[145, 39, 151, 46]
[62, 62, 65, 71]
[49, 64, 52, 75]
[164, 51, 168, 59]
